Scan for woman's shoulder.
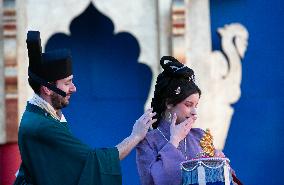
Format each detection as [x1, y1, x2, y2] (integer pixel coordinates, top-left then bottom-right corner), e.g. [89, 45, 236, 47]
[189, 128, 206, 139]
[191, 127, 205, 133]
[145, 128, 161, 141]
[137, 128, 164, 148]
[147, 127, 160, 135]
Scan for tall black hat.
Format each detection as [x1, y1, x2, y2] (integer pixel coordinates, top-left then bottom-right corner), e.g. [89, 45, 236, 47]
[26, 31, 72, 97]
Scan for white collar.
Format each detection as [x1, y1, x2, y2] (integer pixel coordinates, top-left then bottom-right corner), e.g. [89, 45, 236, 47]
[28, 94, 67, 122]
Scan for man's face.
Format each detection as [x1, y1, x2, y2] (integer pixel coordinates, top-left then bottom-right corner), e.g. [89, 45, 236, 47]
[50, 75, 76, 109]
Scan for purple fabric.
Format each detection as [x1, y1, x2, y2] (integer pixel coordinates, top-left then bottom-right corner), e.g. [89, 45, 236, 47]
[136, 120, 205, 185]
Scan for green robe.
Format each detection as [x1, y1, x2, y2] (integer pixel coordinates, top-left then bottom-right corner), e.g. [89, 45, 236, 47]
[14, 103, 122, 185]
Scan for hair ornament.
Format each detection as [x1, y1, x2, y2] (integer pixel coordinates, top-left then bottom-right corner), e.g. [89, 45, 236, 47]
[189, 74, 195, 83]
[170, 65, 186, 72]
[163, 60, 170, 65]
[175, 86, 181, 95]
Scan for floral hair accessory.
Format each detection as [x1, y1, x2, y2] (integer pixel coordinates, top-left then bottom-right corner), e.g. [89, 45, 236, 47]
[189, 74, 195, 83]
[175, 86, 181, 95]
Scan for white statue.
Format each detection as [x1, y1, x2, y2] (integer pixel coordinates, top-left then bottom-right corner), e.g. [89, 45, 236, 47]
[196, 23, 249, 149]
[171, 0, 249, 149]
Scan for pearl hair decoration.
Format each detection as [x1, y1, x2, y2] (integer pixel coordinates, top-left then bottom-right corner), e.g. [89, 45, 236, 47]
[175, 86, 181, 95]
[189, 74, 195, 83]
[170, 65, 186, 72]
[163, 60, 170, 65]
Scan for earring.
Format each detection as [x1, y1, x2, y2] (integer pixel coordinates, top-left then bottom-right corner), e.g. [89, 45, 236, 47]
[168, 112, 172, 121]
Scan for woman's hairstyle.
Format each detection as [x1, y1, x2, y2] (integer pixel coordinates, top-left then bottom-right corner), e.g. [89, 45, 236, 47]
[151, 56, 201, 128]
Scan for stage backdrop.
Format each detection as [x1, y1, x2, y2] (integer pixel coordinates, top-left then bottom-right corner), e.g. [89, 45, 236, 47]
[44, 1, 284, 185]
[210, 1, 284, 185]
[45, 4, 152, 185]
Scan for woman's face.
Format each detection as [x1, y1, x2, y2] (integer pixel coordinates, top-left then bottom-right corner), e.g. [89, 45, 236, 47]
[170, 93, 200, 124]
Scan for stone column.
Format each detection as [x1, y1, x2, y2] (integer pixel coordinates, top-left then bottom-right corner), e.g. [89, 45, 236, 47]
[143, 0, 172, 108]
[185, 0, 211, 72]
[0, 0, 6, 144]
[157, 0, 172, 59]
[16, 0, 29, 122]
[184, 0, 248, 149]
[185, 0, 213, 136]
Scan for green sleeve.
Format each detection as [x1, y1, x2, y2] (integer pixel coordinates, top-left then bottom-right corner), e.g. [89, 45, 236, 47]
[17, 116, 121, 185]
[78, 147, 122, 185]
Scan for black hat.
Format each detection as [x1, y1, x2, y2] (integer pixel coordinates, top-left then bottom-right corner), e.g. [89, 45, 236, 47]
[41, 49, 72, 82]
[26, 31, 72, 97]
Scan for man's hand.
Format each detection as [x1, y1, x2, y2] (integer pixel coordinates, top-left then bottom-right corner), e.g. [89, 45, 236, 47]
[116, 108, 157, 160]
[130, 108, 157, 142]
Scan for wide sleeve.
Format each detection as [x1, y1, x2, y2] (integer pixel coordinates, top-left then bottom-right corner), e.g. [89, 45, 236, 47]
[78, 148, 122, 185]
[19, 120, 121, 185]
[136, 138, 185, 185]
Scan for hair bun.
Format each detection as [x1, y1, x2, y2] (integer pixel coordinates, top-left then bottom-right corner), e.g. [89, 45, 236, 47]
[160, 56, 195, 80]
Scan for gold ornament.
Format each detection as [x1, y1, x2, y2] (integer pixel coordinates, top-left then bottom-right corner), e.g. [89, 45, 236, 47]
[199, 129, 215, 157]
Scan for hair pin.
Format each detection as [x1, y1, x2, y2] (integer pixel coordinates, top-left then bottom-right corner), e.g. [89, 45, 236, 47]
[189, 74, 195, 82]
[175, 86, 181, 95]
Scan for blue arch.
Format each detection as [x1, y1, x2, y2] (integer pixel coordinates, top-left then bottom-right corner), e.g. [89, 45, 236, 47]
[45, 3, 152, 185]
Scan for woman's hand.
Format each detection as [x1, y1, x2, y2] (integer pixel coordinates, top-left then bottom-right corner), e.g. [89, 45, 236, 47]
[215, 150, 226, 158]
[169, 114, 195, 148]
[130, 108, 157, 142]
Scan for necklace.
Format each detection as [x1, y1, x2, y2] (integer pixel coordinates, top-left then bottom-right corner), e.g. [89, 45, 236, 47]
[157, 127, 188, 160]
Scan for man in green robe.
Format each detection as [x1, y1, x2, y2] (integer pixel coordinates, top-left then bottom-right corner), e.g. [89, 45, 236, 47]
[13, 31, 156, 185]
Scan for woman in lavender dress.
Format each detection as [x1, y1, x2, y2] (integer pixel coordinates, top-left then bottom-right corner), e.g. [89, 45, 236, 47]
[136, 56, 224, 185]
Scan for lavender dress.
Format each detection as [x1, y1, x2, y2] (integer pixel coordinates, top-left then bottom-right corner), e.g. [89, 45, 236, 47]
[136, 120, 205, 185]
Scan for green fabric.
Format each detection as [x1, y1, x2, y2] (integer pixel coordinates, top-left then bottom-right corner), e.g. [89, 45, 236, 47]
[14, 103, 121, 185]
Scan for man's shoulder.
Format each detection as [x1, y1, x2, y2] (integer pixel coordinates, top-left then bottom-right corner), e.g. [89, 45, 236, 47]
[21, 109, 54, 127]
[19, 107, 62, 137]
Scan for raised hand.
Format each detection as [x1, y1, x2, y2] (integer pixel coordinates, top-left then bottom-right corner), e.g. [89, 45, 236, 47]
[117, 108, 157, 160]
[169, 113, 195, 148]
[215, 150, 226, 158]
[131, 108, 157, 142]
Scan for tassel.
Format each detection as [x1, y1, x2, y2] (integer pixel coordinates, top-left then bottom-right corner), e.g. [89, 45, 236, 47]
[224, 164, 230, 185]
[197, 164, 206, 185]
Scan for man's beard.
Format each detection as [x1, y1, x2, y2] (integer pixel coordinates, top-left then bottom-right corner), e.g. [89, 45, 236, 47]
[50, 92, 69, 110]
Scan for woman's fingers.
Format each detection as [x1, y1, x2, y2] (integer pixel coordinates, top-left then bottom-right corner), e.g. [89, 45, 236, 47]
[179, 117, 194, 135]
[186, 118, 194, 128]
[215, 150, 226, 158]
[181, 117, 192, 127]
[171, 113, 177, 126]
